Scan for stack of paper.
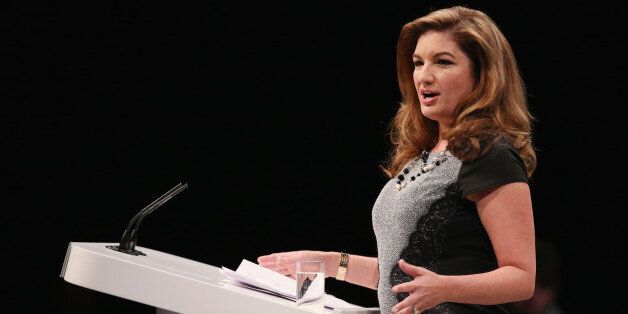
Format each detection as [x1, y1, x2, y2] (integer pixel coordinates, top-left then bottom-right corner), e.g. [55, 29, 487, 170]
[220, 259, 363, 310]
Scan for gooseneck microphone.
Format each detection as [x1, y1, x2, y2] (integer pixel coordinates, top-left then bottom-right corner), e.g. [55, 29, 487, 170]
[107, 183, 188, 256]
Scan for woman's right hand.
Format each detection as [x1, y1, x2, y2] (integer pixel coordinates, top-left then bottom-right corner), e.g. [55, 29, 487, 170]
[257, 250, 337, 279]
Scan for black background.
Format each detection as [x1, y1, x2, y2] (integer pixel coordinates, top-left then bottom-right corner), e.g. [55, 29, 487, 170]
[3, 0, 625, 313]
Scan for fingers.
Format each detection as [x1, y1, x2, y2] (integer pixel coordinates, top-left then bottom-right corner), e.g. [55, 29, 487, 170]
[392, 299, 419, 314]
[257, 253, 286, 273]
[258, 253, 286, 268]
[261, 262, 282, 271]
[258, 251, 322, 277]
[392, 262, 440, 313]
[392, 306, 405, 314]
[398, 259, 427, 277]
[391, 294, 419, 313]
[258, 260, 292, 277]
[392, 297, 415, 313]
[404, 306, 423, 314]
[257, 253, 282, 264]
[258, 252, 301, 277]
[258, 260, 281, 270]
[391, 281, 415, 293]
[394, 306, 416, 314]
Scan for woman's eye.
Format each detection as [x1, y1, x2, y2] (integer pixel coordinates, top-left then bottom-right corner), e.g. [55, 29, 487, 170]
[413, 60, 424, 67]
[437, 59, 453, 65]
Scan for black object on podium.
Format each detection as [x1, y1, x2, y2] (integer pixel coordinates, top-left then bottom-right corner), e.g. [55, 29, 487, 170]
[108, 183, 188, 256]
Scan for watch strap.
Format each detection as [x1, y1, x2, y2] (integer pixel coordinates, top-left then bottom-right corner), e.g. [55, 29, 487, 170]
[335, 252, 349, 281]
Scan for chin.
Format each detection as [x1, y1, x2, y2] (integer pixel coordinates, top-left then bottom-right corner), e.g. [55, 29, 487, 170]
[421, 106, 454, 125]
[420, 106, 439, 120]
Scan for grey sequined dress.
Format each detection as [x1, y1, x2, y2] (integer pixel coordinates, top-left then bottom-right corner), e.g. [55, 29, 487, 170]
[372, 142, 528, 313]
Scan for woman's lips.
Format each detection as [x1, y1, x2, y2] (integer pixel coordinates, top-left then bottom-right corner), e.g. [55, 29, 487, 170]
[420, 93, 439, 106]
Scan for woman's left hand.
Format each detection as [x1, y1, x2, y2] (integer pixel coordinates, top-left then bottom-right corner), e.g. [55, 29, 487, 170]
[391, 259, 448, 313]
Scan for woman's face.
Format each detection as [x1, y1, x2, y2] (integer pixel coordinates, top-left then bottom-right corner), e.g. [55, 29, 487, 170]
[413, 30, 475, 128]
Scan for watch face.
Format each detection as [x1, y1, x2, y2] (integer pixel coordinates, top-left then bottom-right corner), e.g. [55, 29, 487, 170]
[340, 253, 349, 266]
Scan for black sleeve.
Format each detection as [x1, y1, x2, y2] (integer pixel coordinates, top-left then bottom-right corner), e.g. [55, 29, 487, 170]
[458, 143, 528, 198]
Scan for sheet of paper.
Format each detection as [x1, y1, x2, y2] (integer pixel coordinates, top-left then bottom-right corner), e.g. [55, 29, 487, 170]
[324, 294, 364, 310]
[220, 259, 365, 310]
[220, 266, 294, 299]
[296, 272, 324, 305]
[235, 259, 296, 297]
[219, 279, 295, 302]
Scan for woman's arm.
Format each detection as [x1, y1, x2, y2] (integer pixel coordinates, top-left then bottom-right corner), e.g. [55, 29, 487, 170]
[258, 251, 379, 290]
[325, 252, 379, 290]
[446, 182, 536, 304]
[391, 182, 535, 312]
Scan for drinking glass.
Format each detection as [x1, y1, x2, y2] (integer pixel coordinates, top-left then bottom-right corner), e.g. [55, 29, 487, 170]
[295, 260, 325, 313]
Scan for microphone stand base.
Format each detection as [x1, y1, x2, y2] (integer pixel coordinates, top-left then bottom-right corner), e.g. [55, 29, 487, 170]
[106, 245, 146, 256]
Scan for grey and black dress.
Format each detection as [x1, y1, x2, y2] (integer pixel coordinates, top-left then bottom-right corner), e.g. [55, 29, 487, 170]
[372, 141, 528, 313]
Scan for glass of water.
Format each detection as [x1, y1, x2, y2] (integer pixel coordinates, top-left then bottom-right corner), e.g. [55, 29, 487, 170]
[296, 260, 325, 313]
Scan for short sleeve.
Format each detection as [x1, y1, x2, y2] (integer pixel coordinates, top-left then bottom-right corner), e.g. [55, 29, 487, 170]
[458, 142, 528, 198]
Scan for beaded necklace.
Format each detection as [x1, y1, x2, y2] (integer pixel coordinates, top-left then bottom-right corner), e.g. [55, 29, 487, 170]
[395, 149, 451, 191]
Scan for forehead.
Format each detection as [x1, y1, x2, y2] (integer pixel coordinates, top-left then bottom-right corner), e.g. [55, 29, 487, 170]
[413, 30, 462, 56]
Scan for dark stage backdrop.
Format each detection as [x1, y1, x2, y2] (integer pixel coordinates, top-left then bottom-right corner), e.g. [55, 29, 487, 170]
[3, 1, 624, 313]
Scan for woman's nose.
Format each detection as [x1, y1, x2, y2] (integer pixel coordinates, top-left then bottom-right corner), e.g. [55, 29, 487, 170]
[416, 67, 435, 86]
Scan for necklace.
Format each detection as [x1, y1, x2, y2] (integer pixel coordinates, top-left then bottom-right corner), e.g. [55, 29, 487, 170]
[395, 149, 451, 191]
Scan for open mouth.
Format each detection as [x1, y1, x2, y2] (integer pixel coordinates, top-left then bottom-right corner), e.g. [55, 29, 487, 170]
[423, 92, 440, 100]
[420, 90, 441, 103]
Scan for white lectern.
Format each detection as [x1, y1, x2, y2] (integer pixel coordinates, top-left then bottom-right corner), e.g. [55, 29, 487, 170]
[61, 242, 379, 314]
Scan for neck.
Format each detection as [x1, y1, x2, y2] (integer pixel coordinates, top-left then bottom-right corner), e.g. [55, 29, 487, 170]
[432, 139, 448, 152]
[438, 122, 451, 138]
[433, 123, 451, 152]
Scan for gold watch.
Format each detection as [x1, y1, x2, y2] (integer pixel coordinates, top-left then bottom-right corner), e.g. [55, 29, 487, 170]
[335, 252, 349, 281]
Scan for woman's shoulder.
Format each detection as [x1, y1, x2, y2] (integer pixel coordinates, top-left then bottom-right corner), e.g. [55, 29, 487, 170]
[482, 138, 524, 165]
[457, 138, 527, 198]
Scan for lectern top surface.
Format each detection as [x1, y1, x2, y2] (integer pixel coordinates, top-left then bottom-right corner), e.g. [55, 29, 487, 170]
[68, 242, 224, 284]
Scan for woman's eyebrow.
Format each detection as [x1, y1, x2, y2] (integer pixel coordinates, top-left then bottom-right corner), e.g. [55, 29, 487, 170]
[412, 51, 456, 59]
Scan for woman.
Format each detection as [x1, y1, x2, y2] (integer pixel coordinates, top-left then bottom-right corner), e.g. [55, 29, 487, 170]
[258, 6, 536, 313]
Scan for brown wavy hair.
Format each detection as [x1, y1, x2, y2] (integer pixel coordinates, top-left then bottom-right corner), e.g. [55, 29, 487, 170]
[384, 6, 536, 178]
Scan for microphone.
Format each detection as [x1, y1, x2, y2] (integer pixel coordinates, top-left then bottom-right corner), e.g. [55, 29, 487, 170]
[107, 182, 189, 256]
